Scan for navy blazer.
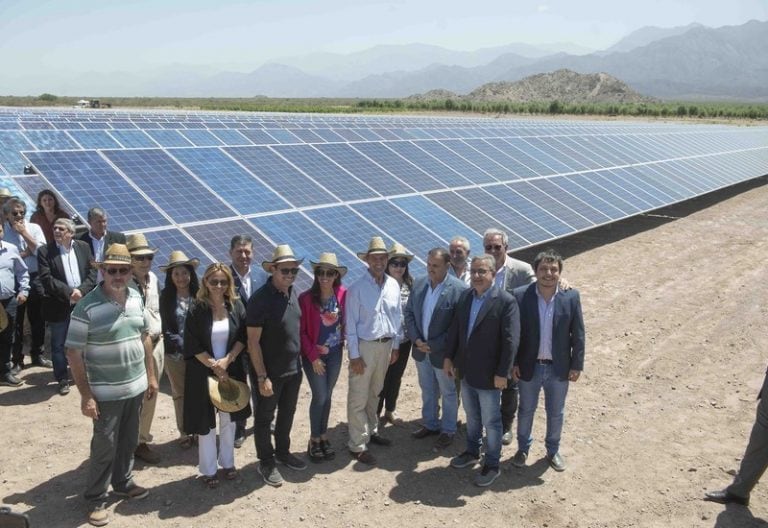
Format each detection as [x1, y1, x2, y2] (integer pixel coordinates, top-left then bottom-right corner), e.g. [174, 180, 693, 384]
[445, 286, 520, 390]
[37, 240, 98, 322]
[231, 264, 267, 306]
[405, 274, 466, 368]
[513, 283, 585, 382]
[78, 230, 126, 258]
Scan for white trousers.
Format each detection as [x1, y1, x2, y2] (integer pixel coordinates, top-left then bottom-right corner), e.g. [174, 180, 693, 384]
[197, 411, 235, 477]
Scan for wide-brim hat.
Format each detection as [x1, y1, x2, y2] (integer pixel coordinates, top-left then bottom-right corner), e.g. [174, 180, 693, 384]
[356, 236, 389, 260]
[261, 244, 304, 273]
[0, 187, 12, 198]
[95, 243, 133, 268]
[310, 252, 347, 278]
[159, 250, 200, 272]
[126, 233, 158, 256]
[388, 242, 414, 262]
[207, 377, 250, 413]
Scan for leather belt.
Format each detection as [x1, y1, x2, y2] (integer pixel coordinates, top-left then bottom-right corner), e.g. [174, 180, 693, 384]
[536, 359, 553, 364]
[368, 336, 392, 343]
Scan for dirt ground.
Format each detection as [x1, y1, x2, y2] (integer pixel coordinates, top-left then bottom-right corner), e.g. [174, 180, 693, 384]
[2, 176, 768, 528]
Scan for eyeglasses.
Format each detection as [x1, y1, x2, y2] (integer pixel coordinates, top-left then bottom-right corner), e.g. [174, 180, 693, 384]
[484, 244, 503, 252]
[208, 279, 229, 287]
[315, 269, 337, 278]
[470, 268, 490, 276]
[279, 267, 300, 276]
[105, 267, 131, 276]
[52, 226, 67, 232]
[389, 260, 408, 268]
[11, 211, 25, 217]
[133, 254, 154, 262]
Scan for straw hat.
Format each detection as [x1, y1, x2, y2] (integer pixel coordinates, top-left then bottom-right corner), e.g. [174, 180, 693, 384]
[261, 244, 303, 273]
[95, 243, 133, 267]
[0, 188, 12, 198]
[207, 377, 250, 413]
[310, 252, 347, 278]
[388, 242, 414, 262]
[159, 250, 200, 272]
[356, 236, 389, 260]
[126, 233, 158, 256]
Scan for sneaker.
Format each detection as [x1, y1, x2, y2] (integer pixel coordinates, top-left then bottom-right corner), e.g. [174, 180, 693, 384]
[260, 461, 283, 487]
[31, 356, 53, 368]
[474, 466, 500, 487]
[433, 433, 454, 451]
[0, 371, 22, 387]
[501, 429, 513, 446]
[134, 443, 161, 464]
[88, 502, 109, 526]
[10, 363, 23, 375]
[547, 452, 566, 472]
[58, 380, 70, 395]
[450, 451, 480, 469]
[113, 483, 149, 500]
[511, 450, 527, 468]
[276, 452, 307, 471]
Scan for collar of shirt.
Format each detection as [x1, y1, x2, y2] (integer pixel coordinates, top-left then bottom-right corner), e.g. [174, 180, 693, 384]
[364, 269, 389, 288]
[56, 241, 73, 252]
[535, 284, 560, 303]
[90, 231, 105, 241]
[266, 276, 292, 298]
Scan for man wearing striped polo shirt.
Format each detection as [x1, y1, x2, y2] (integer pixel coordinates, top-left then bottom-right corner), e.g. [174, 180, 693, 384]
[65, 243, 158, 527]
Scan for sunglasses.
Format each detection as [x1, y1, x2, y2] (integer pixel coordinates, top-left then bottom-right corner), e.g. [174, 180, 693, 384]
[484, 244, 503, 251]
[11, 211, 25, 217]
[389, 260, 408, 268]
[208, 279, 229, 287]
[52, 226, 68, 232]
[133, 255, 154, 261]
[470, 268, 490, 276]
[279, 267, 300, 276]
[315, 269, 337, 278]
[105, 267, 131, 276]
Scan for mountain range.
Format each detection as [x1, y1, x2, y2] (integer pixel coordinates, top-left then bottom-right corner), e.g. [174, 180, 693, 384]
[10, 19, 768, 101]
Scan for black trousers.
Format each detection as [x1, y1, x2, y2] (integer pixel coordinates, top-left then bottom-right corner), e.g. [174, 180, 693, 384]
[501, 378, 519, 433]
[0, 297, 18, 375]
[252, 371, 302, 462]
[377, 340, 411, 415]
[12, 275, 45, 363]
[235, 353, 253, 436]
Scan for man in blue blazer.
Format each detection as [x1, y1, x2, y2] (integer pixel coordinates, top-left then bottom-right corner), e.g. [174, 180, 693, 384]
[405, 248, 466, 451]
[511, 249, 585, 472]
[444, 254, 520, 487]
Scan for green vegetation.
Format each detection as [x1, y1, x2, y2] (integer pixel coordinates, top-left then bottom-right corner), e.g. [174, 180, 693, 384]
[1, 95, 767, 121]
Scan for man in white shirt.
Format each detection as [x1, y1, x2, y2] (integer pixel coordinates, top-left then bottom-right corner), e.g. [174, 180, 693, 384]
[345, 236, 401, 466]
[0, 222, 29, 387]
[448, 236, 472, 285]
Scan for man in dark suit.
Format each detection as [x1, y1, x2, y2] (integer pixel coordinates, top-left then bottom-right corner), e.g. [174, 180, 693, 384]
[511, 249, 585, 472]
[704, 367, 768, 506]
[38, 218, 97, 395]
[444, 254, 520, 487]
[405, 247, 466, 451]
[78, 207, 126, 279]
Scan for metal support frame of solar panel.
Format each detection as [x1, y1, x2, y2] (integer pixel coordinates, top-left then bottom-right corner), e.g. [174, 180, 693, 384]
[10, 110, 768, 285]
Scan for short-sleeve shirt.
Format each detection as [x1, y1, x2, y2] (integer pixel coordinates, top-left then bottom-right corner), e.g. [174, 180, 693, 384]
[246, 277, 301, 378]
[66, 286, 149, 402]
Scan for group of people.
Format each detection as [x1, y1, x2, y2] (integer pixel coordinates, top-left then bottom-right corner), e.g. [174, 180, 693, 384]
[0, 188, 589, 526]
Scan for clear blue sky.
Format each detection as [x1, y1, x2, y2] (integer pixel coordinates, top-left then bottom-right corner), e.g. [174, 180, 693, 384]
[0, 0, 765, 75]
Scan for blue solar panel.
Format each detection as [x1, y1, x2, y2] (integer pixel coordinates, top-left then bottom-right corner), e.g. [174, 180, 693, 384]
[134, 228, 213, 275]
[385, 141, 474, 188]
[550, 175, 627, 219]
[103, 149, 234, 223]
[462, 139, 531, 179]
[144, 129, 194, 148]
[109, 130, 158, 148]
[302, 205, 394, 258]
[22, 150, 169, 231]
[288, 129, 326, 143]
[210, 129, 252, 146]
[68, 130, 121, 149]
[517, 138, 582, 173]
[312, 129, 347, 142]
[168, 147, 290, 214]
[511, 180, 593, 231]
[527, 178, 610, 225]
[489, 138, 556, 177]
[455, 187, 545, 245]
[438, 139, 512, 182]
[352, 142, 443, 192]
[264, 129, 301, 144]
[492, 184, 575, 237]
[390, 195, 482, 251]
[0, 132, 35, 174]
[239, 129, 277, 145]
[314, 143, 413, 196]
[179, 129, 224, 147]
[23, 130, 79, 151]
[11, 175, 77, 216]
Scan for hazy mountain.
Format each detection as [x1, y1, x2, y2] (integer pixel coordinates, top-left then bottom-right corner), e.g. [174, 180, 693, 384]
[601, 23, 704, 54]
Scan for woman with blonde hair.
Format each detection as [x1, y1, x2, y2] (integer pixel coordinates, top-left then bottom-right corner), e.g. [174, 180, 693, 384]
[183, 263, 251, 488]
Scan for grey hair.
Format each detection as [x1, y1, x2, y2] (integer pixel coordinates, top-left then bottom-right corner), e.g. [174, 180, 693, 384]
[54, 217, 76, 234]
[471, 254, 496, 272]
[482, 227, 508, 247]
[87, 207, 107, 221]
[2, 197, 25, 217]
[449, 235, 470, 252]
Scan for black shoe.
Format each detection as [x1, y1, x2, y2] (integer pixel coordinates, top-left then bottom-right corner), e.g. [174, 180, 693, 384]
[58, 380, 70, 395]
[308, 440, 325, 462]
[370, 434, 392, 447]
[411, 426, 440, 439]
[31, 356, 53, 368]
[704, 489, 749, 506]
[321, 439, 335, 460]
[1, 372, 22, 387]
[10, 363, 23, 376]
[350, 450, 376, 466]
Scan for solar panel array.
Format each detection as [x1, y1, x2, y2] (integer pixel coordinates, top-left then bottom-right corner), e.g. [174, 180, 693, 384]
[2, 108, 767, 288]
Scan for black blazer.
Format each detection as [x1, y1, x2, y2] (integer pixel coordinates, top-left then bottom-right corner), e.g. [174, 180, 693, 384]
[513, 283, 585, 382]
[160, 288, 186, 355]
[182, 298, 251, 434]
[78, 230, 126, 257]
[445, 286, 520, 390]
[37, 240, 98, 322]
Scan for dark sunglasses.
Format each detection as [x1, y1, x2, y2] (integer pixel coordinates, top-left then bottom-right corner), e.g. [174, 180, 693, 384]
[484, 244, 503, 251]
[105, 267, 131, 276]
[52, 226, 67, 232]
[279, 267, 300, 276]
[11, 211, 25, 217]
[133, 255, 154, 262]
[208, 279, 229, 287]
[315, 269, 337, 278]
[389, 260, 408, 268]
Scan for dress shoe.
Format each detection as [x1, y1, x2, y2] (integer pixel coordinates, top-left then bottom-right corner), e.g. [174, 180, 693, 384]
[350, 450, 376, 465]
[134, 443, 161, 464]
[1, 371, 22, 387]
[10, 363, 23, 375]
[704, 489, 749, 506]
[433, 432, 454, 451]
[547, 452, 566, 472]
[501, 429, 513, 446]
[370, 434, 392, 446]
[412, 426, 440, 439]
[31, 356, 53, 368]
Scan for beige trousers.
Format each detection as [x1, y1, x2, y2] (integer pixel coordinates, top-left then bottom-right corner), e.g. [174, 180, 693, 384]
[138, 339, 165, 444]
[163, 352, 186, 436]
[347, 339, 392, 453]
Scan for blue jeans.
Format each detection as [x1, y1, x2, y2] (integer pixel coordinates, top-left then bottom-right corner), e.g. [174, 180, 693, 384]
[415, 358, 458, 434]
[50, 319, 71, 382]
[461, 379, 502, 469]
[302, 349, 342, 438]
[517, 363, 570, 457]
